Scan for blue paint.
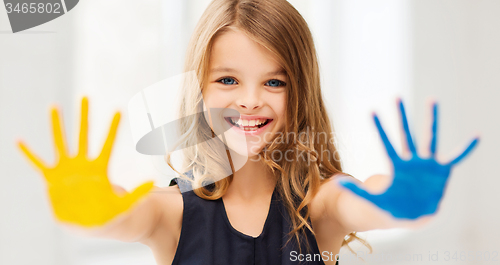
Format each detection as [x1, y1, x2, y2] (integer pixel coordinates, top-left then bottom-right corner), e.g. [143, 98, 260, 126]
[338, 100, 479, 219]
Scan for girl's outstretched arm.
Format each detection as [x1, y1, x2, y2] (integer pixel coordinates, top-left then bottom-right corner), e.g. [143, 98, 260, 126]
[319, 173, 431, 233]
[318, 100, 479, 232]
[17, 97, 181, 243]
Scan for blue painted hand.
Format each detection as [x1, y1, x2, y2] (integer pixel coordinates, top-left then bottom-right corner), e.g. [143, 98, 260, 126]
[338, 100, 479, 219]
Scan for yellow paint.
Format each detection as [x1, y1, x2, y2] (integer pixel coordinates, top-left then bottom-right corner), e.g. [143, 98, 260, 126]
[18, 97, 154, 227]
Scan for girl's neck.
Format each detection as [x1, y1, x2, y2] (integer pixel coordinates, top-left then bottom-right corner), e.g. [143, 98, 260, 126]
[225, 153, 276, 201]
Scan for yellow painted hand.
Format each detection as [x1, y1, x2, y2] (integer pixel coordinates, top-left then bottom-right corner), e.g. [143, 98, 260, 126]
[18, 97, 154, 227]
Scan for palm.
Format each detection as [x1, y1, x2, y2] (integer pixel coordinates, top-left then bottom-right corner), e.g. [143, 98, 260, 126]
[339, 100, 479, 219]
[18, 97, 154, 227]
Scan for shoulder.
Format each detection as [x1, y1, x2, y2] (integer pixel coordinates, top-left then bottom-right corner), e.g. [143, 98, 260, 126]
[154, 184, 184, 225]
[308, 173, 355, 233]
[141, 184, 184, 245]
[152, 184, 184, 210]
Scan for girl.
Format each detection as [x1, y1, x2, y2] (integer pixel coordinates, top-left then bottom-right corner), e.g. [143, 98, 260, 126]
[18, 0, 479, 264]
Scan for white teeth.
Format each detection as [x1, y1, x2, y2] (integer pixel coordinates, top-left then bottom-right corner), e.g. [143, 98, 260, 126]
[255, 119, 266, 126]
[228, 118, 269, 128]
[231, 118, 242, 126]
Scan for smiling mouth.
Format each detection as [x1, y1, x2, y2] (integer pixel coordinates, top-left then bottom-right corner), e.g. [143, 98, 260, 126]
[224, 117, 273, 131]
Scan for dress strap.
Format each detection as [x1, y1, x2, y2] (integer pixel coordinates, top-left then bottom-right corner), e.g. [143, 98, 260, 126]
[169, 171, 216, 193]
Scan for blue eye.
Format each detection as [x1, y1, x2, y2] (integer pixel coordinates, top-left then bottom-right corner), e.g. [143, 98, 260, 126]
[266, 79, 286, 87]
[218, 77, 237, 85]
[216, 77, 286, 87]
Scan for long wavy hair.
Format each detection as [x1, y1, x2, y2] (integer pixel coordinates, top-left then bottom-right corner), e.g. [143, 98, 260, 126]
[166, 0, 371, 255]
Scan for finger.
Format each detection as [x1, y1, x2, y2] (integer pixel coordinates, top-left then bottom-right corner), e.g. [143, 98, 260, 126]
[78, 97, 89, 157]
[97, 112, 121, 163]
[430, 103, 438, 157]
[51, 107, 68, 158]
[337, 179, 378, 204]
[18, 141, 48, 172]
[447, 137, 480, 166]
[398, 99, 417, 154]
[373, 113, 400, 161]
[124, 181, 155, 204]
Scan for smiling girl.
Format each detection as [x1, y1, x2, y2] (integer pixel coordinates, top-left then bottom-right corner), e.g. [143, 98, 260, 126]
[18, 0, 479, 265]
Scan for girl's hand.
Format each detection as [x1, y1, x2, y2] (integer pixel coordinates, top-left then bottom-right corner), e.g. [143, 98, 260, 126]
[18, 97, 154, 227]
[337, 99, 479, 219]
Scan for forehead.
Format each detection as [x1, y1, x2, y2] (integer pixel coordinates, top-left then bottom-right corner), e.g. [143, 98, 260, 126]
[209, 28, 285, 75]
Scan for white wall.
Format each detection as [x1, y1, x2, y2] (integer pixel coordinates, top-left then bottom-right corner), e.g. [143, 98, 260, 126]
[409, 0, 500, 263]
[0, 1, 159, 264]
[0, 3, 76, 264]
[339, 1, 500, 264]
[1, 0, 498, 264]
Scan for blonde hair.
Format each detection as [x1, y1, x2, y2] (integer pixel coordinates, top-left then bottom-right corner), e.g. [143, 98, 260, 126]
[166, 0, 371, 255]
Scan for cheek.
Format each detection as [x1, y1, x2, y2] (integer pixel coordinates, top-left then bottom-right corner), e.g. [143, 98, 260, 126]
[268, 92, 286, 124]
[202, 86, 237, 132]
[202, 87, 223, 123]
[202, 86, 234, 109]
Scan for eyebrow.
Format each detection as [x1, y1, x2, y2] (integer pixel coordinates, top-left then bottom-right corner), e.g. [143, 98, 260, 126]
[210, 67, 286, 76]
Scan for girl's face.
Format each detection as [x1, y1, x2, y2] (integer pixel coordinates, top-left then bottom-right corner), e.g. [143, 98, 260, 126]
[202, 27, 287, 160]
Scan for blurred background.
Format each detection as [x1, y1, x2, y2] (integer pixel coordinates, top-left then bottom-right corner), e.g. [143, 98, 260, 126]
[0, 0, 498, 264]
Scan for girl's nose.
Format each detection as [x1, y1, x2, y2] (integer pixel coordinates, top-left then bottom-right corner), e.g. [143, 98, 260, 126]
[236, 87, 263, 110]
[238, 102, 259, 110]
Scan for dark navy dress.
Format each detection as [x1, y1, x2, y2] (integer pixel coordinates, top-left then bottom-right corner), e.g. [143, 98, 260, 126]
[169, 177, 339, 265]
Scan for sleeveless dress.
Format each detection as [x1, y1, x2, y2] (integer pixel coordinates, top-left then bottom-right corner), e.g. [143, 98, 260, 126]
[169, 176, 339, 265]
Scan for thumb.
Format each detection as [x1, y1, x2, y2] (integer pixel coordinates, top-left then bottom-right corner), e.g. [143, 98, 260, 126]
[337, 179, 377, 204]
[124, 181, 155, 205]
